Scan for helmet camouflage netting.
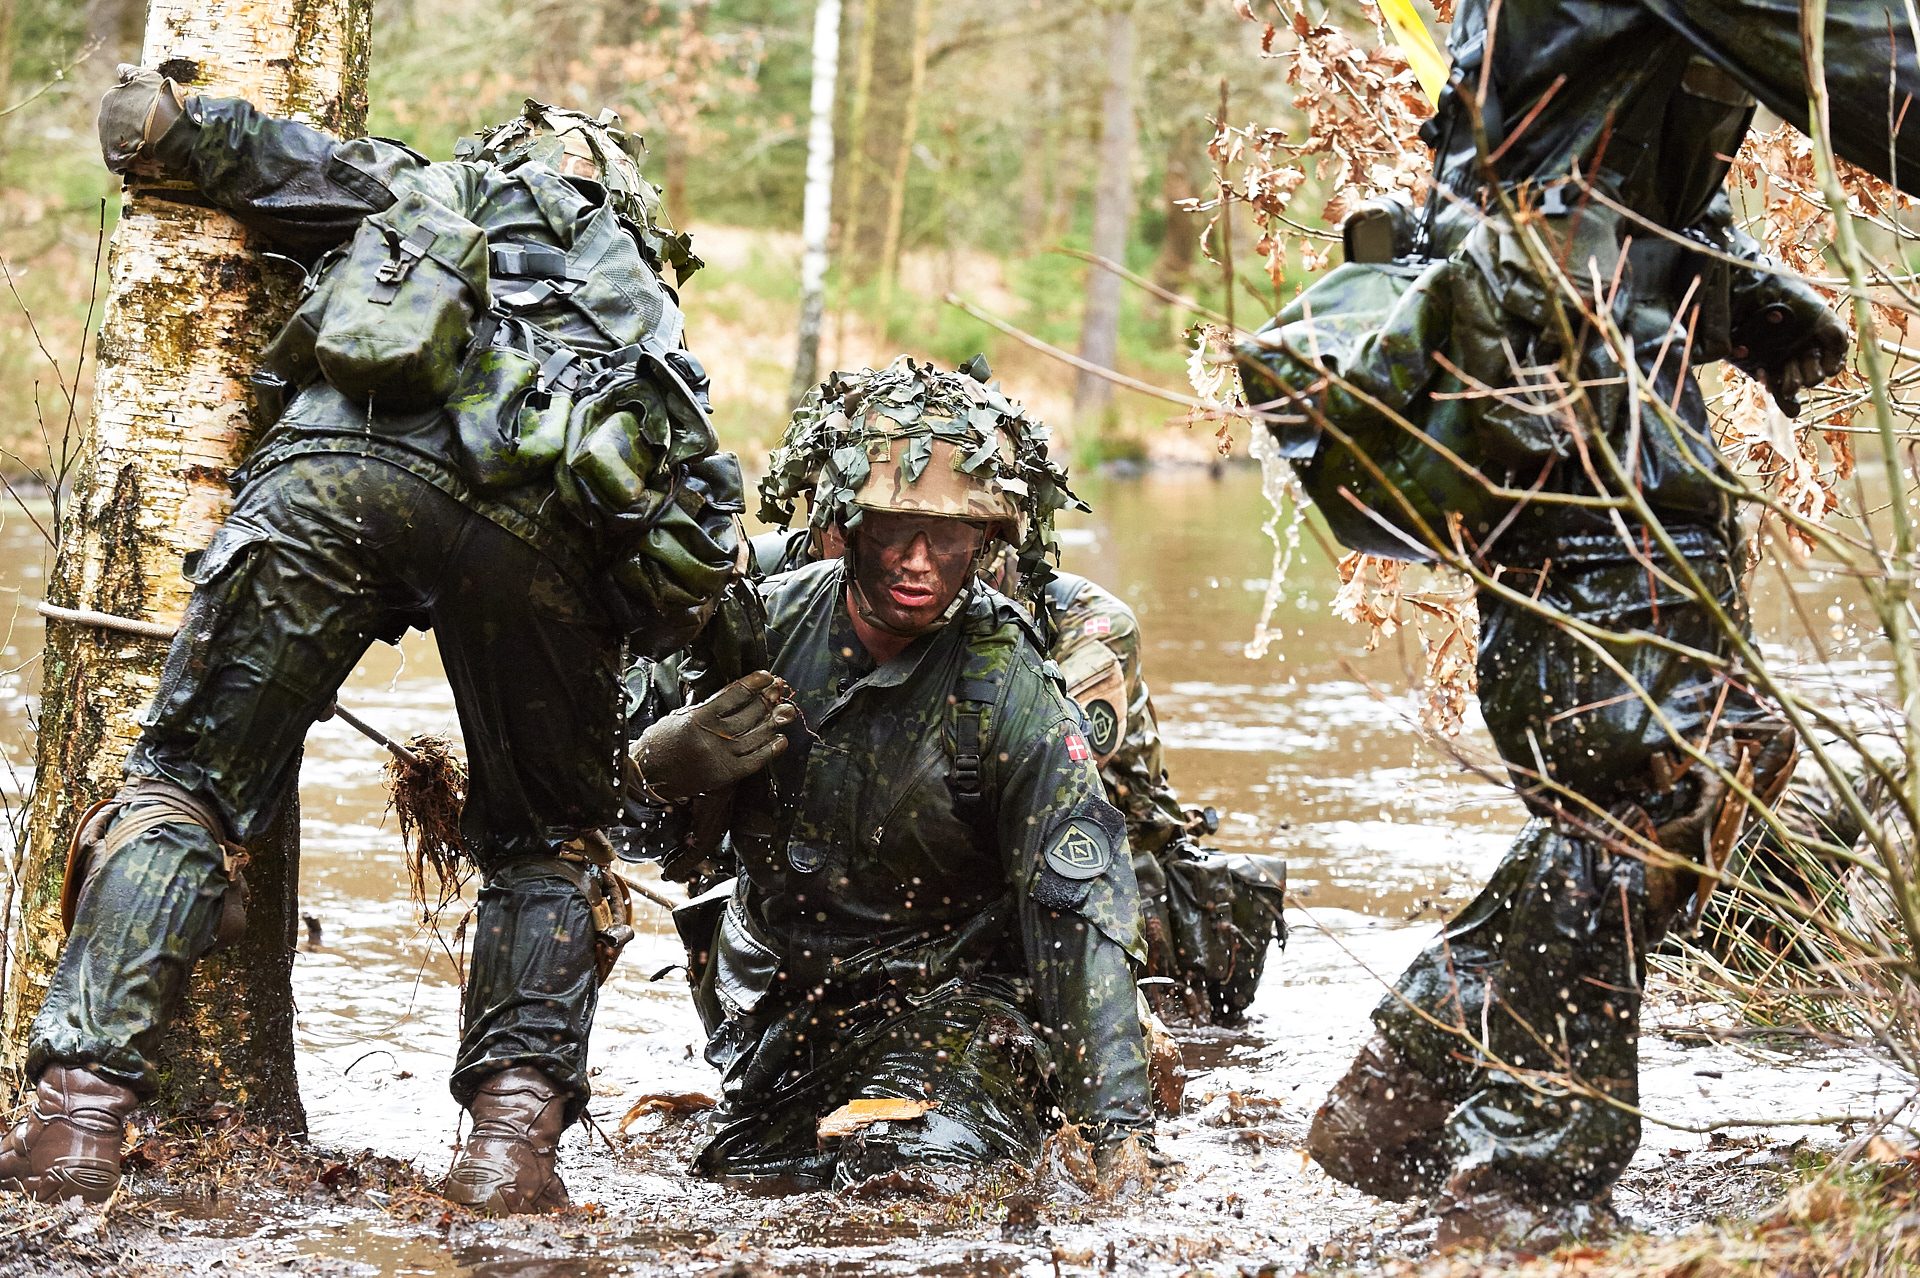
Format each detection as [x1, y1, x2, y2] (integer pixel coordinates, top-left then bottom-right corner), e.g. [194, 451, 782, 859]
[456, 99, 702, 281]
[759, 355, 1085, 596]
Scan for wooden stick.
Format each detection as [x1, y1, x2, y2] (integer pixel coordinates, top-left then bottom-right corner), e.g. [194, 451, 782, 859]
[34, 599, 423, 768]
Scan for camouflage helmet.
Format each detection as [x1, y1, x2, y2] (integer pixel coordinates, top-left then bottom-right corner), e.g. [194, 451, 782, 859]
[456, 99, 700, 280]
[759, 355, 1085, 597]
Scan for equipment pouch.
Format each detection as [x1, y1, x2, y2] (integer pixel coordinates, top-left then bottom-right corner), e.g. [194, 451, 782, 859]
[302, 190, 489, 411]
[1236, 257, 1507, 561]
[1159, 846, 1287, 1023]
[1450, 200, 1627, 464]
[548, 347, 742, 653]
[447, 316, 581, 491]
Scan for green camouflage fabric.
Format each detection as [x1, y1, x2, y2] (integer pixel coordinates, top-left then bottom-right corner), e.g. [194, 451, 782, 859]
[27, 96, 734, 1122]
[1256, 0, 1889, 1216]
[152, 95, 735, 652]
[454, 99, 701, 283]
[634, 559, 1152, 1186]
[1357, 534, 1776, 1205]
[1040, 572, 1286, 1026]
[33, 457, 615, 1118]
[266, 189, 491, 410]
[759, 356, 1084, 599]
[742, 536, 1286, 1026]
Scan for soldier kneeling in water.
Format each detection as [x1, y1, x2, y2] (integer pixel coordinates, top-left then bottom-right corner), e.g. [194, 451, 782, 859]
[750, 361, 1287, 1028]
[625, 358, 1159, 1185]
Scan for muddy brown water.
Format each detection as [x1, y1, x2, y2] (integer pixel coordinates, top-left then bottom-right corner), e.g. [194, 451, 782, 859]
[0, 466, 1908, 1275]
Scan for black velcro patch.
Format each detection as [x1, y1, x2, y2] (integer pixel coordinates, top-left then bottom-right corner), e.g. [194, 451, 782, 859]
[1032, 865, 1092, 911]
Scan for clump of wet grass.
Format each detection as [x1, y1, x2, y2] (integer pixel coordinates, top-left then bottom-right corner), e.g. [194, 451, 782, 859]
[384, 732, 474, 926]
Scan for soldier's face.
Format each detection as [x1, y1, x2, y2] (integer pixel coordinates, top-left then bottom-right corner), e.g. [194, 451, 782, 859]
[851, 513, 984, 632]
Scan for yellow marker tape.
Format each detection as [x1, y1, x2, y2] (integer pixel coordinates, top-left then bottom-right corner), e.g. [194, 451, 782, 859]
[1379, 0, 1449, 106]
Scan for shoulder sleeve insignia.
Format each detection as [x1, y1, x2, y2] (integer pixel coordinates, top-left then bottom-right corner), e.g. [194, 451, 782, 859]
[1044, 817, 1112, 881]
[1083, 699, 1120, 756]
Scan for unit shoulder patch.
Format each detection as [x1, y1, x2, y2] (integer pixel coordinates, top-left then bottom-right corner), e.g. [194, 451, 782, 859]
[1044, 817, 1112, 881]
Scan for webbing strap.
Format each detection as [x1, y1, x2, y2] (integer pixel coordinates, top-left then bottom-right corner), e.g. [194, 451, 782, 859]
[110, 780, 246, 873]
[948, 661, 1006, 820]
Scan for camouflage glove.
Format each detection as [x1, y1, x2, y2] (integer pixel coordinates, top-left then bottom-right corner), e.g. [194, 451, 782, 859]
[97, 64, 187, 177]
[1728, 269, 1849, 418]
[633, 670, 797, 803]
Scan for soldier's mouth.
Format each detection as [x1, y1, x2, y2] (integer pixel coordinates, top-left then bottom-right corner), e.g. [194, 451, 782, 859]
[889, 583, 937, 608]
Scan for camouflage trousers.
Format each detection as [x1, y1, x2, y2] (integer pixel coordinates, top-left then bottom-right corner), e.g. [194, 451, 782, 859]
[29, 453, 622, 1121]
[695, 977, 1050, 1188]
[1370, 527, 1777, 1205]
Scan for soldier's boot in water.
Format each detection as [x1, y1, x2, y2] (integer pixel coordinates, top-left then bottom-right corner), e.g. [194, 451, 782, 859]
[1433, 1168, 1620, 1251]
[1308, 1033, 1456, 1200]
[0, 1064, 140, 1202]
[443, 1067, 571, 1214]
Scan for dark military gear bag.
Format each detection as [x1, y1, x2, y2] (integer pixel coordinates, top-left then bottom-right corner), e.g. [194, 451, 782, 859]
[446, 314, 580, 491]
[264, 190, 489, 410]
[1143, 845, 1287, 1024]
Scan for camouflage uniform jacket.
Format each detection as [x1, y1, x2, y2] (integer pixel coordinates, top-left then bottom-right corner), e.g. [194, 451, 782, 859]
[1042, 572, 1190, 857]
[673, 557, 1154, 1139]
[148, 96, 694, 594]
[749, 533, 1189, 856]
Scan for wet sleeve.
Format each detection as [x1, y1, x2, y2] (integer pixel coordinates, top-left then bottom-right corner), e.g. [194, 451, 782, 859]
[148, 96, 471, 258]
[996, 690, 1153, 1141]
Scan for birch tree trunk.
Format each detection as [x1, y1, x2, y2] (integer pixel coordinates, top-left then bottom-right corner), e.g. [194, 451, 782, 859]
[1, 0, 371, 1131]
[1072, 3, 1137, 436]
[790, 0, 843, 407]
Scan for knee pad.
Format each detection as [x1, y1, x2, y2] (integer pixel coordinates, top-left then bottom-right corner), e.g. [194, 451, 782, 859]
[62, 778, 250, 950]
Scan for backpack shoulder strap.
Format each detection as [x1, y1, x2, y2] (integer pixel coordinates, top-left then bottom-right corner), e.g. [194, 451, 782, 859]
[947, 638, 1010, 828]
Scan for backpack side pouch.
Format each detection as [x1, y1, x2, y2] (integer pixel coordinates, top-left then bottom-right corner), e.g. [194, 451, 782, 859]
[311, 190, 489, 411]
[447, 316, 580, 491]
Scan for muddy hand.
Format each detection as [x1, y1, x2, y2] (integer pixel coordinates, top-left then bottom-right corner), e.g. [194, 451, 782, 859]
[634, 670, 798, 802]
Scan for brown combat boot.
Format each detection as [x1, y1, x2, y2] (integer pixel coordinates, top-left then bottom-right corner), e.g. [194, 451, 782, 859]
[1308, 1033, 1456, 1201]
[443, 1067, 570, 1214]
[0, 1065, 139, 1203]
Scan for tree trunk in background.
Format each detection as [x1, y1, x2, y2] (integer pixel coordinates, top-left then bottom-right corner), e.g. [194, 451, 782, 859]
[790, 0, 842, 407]
[1016, 52, 1060, 246]
[0, 0, 12, 138]
[83, 0, 147, 69]
[1, 0, 372, 1133]
[1150, 119, 1201, 326]
[826, 0, 864, 262]
[873, 0, 931, 300]
[1072, 4, 1136, 436]
[839, 0, 927, 291]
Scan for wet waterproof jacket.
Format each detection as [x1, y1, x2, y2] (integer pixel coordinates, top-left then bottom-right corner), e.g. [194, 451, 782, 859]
[1426, 0, 1918, 235]
[1281, 0, 1917, 557]
[658, 559, 1153, 1152]
[147, 97, 701, 621]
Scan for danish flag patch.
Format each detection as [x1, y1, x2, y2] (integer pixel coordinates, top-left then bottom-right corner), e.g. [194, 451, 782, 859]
[1065, 731, 1090, 762]
[1083, 616, 1112, 636]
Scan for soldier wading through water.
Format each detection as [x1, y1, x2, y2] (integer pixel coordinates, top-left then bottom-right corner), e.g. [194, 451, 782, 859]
[750, 370, 1288, 1027]
[2, 72, 740, 1212]
[625, 358, 1160, 1186]
[1236, 0, 1919, 1247]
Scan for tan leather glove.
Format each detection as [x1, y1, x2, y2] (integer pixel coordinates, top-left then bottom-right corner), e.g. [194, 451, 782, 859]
[98, 64, 187, 176]
[634, 670, 797, 802]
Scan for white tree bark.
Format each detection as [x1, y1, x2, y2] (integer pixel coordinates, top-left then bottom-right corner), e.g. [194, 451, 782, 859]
[2, 0, 370, 1124]
[790, 0, 843, 407]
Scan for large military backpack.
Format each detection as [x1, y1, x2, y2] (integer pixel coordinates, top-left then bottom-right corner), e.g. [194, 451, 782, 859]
[261, 164, 740, 650]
